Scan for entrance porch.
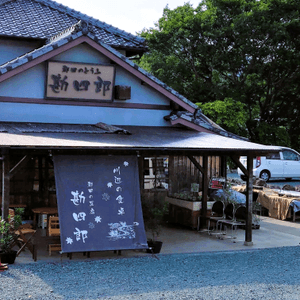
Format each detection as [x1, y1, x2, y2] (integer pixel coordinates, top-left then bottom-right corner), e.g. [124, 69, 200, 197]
[13, 216, 300, 264]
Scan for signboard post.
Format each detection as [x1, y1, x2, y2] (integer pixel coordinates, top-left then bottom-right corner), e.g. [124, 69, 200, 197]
[53, 155, 148, 253]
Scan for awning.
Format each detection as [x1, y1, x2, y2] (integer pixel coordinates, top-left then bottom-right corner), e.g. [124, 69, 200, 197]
[0, 122, 281, 155]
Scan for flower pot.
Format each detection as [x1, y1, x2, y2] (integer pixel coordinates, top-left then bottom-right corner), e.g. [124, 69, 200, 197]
[146, 241, 163, 254]
[0, 250, 17, 264]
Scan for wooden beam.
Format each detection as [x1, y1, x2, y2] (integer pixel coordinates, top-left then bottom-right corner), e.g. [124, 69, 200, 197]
[230, 155, 248, 177]
[200, 155, 209, 228]
[138, 153, 144, 192]
[171, 118, 216, 134]
[220, 156, 227, 177]
[38, 156, 44, 205]
[188, 155, 209, 229]
[245, 155, 254, 245]
[1, 150, 10, 220]
[44, 156, 49, 206]
[9, 155, 31, 179]
[187, 155, 205, 174]
[220, 156, 227, 188]
[0, 96, 170, 111]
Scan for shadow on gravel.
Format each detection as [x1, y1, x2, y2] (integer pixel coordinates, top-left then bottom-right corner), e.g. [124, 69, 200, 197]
[3, 246, 300, 299]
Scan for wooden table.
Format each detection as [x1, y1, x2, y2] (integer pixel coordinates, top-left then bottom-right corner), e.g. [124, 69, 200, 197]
[233, 186, 300, 220]
[8, 204, 27, 208]
[256, 189, 300, 220]
[32, 207, 58, 229]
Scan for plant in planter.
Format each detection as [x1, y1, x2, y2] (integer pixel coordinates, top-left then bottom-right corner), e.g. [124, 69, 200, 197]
[141, 194, 169, 253]
[173, 190, 202, 202]
[0, 208, 24, 264]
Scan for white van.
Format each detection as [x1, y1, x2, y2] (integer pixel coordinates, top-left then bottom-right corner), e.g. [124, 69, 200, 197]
[238, 147, 300, 181]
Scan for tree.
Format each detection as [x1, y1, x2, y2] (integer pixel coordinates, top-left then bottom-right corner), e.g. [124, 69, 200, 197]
[138, 0, 300, 150]
[197, 98, 249, 137]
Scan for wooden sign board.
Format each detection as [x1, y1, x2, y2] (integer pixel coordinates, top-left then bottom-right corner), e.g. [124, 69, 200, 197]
[46, 61, 115, 101]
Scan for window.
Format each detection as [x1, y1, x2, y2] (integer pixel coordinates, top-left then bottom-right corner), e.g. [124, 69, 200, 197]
[282, 150, 299, 161]
[266, 153, 280, 160]
[143, 156, 168, 190]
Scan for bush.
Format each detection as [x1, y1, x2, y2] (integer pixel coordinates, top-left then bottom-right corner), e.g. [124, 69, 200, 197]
[141, 192, 168, 241]
[0, 208, 24, 254]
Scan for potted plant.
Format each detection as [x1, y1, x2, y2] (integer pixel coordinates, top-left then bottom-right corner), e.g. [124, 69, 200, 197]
[0, 208, 24, 264]
[141, 193, 168, 254]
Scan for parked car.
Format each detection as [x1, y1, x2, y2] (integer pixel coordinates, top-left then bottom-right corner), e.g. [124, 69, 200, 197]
[238, 147, 300, 181]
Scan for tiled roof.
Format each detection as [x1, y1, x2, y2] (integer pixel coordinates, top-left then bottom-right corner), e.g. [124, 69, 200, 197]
[0, 21, 198, 111]
[164, 110, 248, 141]
[0, 122, 131, 135]
[0, 0, 147, 52]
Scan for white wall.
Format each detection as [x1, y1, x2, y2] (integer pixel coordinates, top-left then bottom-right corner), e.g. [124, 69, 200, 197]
[0, 43, 172, 126]
[0, 64, 45, 98]
[0, 39, 41, 65]
[0, 102, 170, 126]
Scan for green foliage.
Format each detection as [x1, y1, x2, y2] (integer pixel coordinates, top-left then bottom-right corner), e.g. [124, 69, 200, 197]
[0, 208, 24, 253]
[197, 98, 248, 137]
[138, 0, 300, 151]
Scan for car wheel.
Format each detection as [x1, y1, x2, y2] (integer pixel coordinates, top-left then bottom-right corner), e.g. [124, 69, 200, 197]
[260, 170, 270, 181]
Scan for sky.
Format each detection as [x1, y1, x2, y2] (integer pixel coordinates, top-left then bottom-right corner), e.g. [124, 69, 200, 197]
[55, 0, 198, 35]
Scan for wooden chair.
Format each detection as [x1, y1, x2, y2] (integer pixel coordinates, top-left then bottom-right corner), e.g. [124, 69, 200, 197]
[9, 209, 37, 261]
[47, 216, 90, 258]
[48, 216, 61, 255]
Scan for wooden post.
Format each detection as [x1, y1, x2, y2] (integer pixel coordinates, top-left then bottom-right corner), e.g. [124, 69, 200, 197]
[38, 156, 44, 205]
[220, 156, 227, 188]
[187, 155, 208, 229]
[1, 150, 10, 220]
[245, 155, 253, 245]
[137, 152, 143, 192]
[44, 156, 49, 206]
[201, 155, 209, 228]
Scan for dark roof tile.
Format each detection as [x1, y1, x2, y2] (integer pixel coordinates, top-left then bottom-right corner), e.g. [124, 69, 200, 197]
[0, 0, 147, 52]
[164, 110, 248, 140]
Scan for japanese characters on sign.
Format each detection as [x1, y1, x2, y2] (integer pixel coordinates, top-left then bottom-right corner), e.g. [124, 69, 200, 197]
[53, 155, 147, 253]
[67, 181, 101, 245]
[46, 61, 115, 101]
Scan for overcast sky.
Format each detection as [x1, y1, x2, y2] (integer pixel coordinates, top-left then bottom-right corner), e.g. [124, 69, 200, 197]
[56, 0, 198, 35]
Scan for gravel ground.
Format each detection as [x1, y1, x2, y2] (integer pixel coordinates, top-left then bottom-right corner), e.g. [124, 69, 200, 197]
[1, 246, 300, 300]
